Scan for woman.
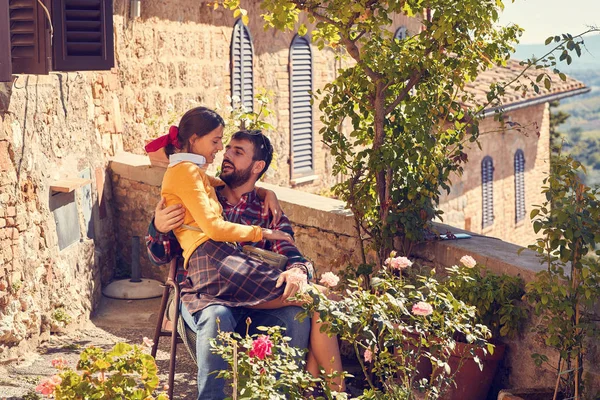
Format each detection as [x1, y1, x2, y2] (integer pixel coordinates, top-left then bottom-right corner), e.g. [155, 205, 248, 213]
[150, 106, 344, 391]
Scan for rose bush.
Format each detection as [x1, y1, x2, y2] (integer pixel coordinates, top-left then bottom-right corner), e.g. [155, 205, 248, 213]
[35, 339, 168, 400]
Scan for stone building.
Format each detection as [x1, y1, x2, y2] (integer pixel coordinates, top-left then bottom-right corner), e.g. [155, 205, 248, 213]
[438, 60, 589, 247]
[0, 0, 588, 360]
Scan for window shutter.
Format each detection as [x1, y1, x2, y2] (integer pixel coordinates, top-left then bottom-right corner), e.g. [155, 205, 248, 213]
[394, 26, 407, 40]
[0, 0, 12, 81]
[51, 0, 114, 71]
[9, 0, 50, 75]
[289, 35, 313, 176]
[514, 149, 526, 223]
[481, 156, 494, 228]
[230, 19, 253, 112]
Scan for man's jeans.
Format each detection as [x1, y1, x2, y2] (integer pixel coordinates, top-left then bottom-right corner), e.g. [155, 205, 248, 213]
[181, 303, 310, 400]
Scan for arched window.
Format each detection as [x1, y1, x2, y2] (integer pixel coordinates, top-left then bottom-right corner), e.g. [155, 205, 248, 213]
[514, 149, 526, 223]
[289, 34, 313, 177]
[230, 19, 254, 112]
[482, 156, 494, 228]
[394, 26, 407, 40]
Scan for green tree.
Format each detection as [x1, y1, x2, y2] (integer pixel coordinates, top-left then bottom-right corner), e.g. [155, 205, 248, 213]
[219, 0, 597, 267]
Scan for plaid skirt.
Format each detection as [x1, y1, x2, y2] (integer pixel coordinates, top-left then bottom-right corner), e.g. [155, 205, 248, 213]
[180, 240, 285, 315]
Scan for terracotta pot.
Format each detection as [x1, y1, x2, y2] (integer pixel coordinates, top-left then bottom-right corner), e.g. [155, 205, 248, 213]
[497, 388, 558, 400]
[395, 331, 433, 383]
[441, 341, 506, 400]
[145, 139, 169, 168]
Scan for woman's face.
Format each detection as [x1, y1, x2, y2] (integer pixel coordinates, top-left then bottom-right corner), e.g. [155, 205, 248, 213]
[188, 125, 224, 164]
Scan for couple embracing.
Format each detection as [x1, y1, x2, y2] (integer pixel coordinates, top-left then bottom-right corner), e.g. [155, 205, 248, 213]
[145, 107, 343, 399]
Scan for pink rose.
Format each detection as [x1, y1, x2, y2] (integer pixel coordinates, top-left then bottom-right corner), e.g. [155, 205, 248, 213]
[249, 335, 273, 360]
[319, 272, 340, 287]
[364, 345, 377, 363]
[412, 301, 433, 316]
[460, 255, 477, 269]
[35, 375, 62, 395]
[385, 256, 413, 270]
[142, 336, 154, 348]
[364, 349, 373, 363]
[51, 357, 68, 370]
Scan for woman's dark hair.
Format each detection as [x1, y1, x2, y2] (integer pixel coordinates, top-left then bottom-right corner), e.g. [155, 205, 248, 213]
[165, 107, 225, 156]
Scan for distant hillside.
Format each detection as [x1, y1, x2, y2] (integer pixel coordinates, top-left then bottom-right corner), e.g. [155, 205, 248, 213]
[513, 34, 600, 187]
[512, 33, 600, 72]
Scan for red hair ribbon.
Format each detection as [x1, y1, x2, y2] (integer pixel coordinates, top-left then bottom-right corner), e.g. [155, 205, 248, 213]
[144, 126, 181, 153]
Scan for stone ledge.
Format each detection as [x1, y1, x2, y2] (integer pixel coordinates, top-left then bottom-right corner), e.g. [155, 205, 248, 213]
[108, 151, 542, 281]
[415, 222, 545, 282]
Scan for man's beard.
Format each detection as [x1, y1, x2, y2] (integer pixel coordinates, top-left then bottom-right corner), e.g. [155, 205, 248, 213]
[220, 161, 254, 189]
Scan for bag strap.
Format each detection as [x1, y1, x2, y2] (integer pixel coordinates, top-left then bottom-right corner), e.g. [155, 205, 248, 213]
[181, 224, 203, 232]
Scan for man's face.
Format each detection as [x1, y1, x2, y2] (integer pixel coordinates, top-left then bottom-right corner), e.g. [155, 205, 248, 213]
[220, 138, 258, 189]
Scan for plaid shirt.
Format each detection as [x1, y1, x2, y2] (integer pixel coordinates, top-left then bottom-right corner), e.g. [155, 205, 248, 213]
[145, 187, 314, 279]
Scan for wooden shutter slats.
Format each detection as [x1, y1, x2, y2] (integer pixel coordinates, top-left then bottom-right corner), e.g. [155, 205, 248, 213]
[230, 19, 253, 112]
[9, 0, 49, 74]
[0, 0, 11, 82]
[514, 150, 526, 223]
[290, 34, 314, 177]
[482, 156, 494, 228]
[52, 0, 114, 71]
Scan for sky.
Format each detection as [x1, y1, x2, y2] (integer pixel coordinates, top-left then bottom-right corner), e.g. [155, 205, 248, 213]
[498, 0, 600, 44]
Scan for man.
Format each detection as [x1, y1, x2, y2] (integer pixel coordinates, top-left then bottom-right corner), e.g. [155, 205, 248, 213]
[146, 130, 314, 400]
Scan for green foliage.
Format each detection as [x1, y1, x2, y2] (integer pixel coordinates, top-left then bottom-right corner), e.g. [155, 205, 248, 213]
[524, 150, 600, 399]
[51, 308, 72, 327]
[214, 0, 597, 265]
[298, 259, 491, 399]
[445, 264, 527, 339]
[210, 323, 336, 399]
[37, 342, 168, 400]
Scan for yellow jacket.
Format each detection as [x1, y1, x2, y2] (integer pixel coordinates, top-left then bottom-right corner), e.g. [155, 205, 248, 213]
[161, 162, 263, 267]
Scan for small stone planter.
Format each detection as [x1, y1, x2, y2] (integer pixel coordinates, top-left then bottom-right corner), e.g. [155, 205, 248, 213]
[497, 388, 556, 400]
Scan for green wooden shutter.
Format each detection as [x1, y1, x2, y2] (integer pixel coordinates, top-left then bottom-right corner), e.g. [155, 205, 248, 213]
[289, 35, 313, 176]
[230, 19, 253, 112]
[51, 0, 114, 71]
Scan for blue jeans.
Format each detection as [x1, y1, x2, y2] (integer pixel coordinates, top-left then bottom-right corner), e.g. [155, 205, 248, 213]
[181, 303, 310, 400]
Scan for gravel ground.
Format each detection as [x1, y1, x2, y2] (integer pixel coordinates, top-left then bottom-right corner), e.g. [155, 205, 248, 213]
[0, 296, 198, 400]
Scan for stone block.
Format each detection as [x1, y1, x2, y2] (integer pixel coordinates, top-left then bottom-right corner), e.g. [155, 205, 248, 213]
[5, 207, 15, 217]
[0, 141, 12, 172]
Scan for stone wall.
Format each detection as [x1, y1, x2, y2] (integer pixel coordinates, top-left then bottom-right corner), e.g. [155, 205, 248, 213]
[0, 72, 119, 359]
[438, 104, 550, 247]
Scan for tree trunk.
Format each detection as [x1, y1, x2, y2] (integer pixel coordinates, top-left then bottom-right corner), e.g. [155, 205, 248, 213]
[373, 80, 388, 264]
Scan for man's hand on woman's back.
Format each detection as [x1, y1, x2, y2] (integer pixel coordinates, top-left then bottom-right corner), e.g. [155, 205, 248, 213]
[155, 197, 186, 233]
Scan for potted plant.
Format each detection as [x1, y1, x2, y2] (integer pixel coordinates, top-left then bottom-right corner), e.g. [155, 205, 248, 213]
[297, 256, 491, 399]
[442, 255, 528, 400]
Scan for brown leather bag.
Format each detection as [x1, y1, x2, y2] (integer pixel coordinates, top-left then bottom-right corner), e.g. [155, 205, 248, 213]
[181, 224, 288, 268]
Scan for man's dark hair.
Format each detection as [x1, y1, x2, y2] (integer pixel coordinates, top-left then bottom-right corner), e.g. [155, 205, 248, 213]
[231, 130, 273, 179]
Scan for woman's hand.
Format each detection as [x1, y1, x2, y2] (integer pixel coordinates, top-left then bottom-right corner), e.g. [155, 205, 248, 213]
[257, 188, 282, 226]
[155, 197, 186, 233]
[261, 228, 294, 244]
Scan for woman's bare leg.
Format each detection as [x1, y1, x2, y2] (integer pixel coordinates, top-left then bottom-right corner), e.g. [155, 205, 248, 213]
[249, 291, 345, 391]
